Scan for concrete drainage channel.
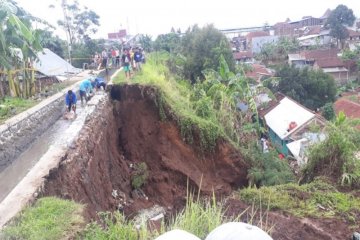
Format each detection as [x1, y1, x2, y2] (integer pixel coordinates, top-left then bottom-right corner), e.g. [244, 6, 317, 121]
[0, 79, 249, 232]
[0, 69, 121, 228]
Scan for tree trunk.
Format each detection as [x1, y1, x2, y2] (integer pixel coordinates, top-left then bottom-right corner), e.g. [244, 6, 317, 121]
[0, 73, 5, 98]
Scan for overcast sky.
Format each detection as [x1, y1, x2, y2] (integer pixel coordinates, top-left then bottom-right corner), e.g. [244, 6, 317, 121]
[15, 0, 360, 39]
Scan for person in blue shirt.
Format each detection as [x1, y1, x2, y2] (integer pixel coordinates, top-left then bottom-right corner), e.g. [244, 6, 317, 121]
[65, 90, 77, 114]
[79, 79, 93, 104]
[91, 77, 107, 90]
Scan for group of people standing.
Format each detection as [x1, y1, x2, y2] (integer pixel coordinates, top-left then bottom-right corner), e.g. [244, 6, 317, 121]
[93, 47, 145, 75]
[121, 47, 144, 79]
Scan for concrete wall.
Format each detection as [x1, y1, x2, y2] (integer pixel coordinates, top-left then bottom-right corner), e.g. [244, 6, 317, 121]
[0, 92, 68, 172]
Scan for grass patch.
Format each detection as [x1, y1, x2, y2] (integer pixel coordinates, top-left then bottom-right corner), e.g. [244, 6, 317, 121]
[80, 193, 250, 240]
[0, 97, 37, 124]
[113, 52, 228, 152]
[1, 197, 84, 240]
[238, 179, 360, 224]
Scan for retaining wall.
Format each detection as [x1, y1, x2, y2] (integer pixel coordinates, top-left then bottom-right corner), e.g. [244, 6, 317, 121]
[0, 88, 76, 172]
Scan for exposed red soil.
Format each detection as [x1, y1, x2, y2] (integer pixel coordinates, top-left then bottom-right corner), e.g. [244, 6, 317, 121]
[41, 84, 249, 219]
[225, 198, 356, 240]
[40, 84, 357, 239]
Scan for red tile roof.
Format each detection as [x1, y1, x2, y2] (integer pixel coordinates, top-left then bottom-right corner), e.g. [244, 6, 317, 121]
[334, 98, 360, 119]
[233, 51, 253, 60]
[246, 31, 269, 40]
[315, 57, 345, 68]
[305, 26, 322, 35]
[245, 64, 273, 80]
[301, 49, 339, 59]
[348, 29, 360, 38]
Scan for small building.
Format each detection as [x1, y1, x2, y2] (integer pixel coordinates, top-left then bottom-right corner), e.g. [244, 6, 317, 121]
[264, 97, 315, 156]
[251, 36, 279, 54]
[245, 64, 274, 82]
[297, 30, 331, 48]
[313, 58, 349, 84]
[288, 49, 349, 84]
[108, 29, 127, 41]
[347, 29, 360, 42]
[233, 51, 254, 63]
[246, 31, 269, 51]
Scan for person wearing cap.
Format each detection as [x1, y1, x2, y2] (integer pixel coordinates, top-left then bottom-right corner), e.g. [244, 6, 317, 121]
[65, 90, 77, 114]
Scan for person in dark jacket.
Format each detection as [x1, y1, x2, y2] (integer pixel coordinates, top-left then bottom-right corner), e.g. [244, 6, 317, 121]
[65, 90, 77, 114]
[91, 77, 107, 90]
[133, 48, 143, 71]
[121, 48, 131, 79]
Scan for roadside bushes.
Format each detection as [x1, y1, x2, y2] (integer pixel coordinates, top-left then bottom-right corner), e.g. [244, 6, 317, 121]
[302, 112, 360, 187]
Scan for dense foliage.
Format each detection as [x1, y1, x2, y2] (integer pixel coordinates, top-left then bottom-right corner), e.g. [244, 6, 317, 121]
[265, 64, 337, 110]
[154, 25, 234, 82]
[245, 144, 295, 186]
[302, 112, 360, 187]
[326, 4, 355, 48]
[257, 37, 300, 63]
[0, 0, 43, 98]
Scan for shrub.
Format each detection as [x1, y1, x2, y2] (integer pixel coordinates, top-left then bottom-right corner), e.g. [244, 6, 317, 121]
[131, 162, 149, 189]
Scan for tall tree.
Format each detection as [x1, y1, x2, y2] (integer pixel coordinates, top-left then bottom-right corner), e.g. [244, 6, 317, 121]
[326, 5, 355, 48]
[38, 29, 66, 58]
[138, 34, 152, 52]
[52, 0, 100, 44]
[180, 24, 235, 82]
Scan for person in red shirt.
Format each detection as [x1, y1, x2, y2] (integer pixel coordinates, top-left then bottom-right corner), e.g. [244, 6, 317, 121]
[111, 49, 116, 66]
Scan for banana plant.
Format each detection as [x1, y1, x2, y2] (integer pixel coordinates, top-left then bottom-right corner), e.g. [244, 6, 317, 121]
[0, 0, 42, 98]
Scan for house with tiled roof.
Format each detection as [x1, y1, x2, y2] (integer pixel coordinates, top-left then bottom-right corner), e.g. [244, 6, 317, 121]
[347, 29, 360, 42]
[245, 64, 274, 82]
[233, 51, 254, 63]
[288, 49, 348, 84]
[246, 31, 269, 51]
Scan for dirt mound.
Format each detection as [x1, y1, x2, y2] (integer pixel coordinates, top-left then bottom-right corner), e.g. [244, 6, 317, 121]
[225, 199, 353, 240]
[41, 84, 249, 219]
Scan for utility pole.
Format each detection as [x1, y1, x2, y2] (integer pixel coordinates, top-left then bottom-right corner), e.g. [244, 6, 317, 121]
[62, 0, 72, 65]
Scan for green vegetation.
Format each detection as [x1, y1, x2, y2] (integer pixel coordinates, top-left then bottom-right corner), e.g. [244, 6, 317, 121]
[131, 162, 149, 189]
[0, 97, 37, 123]
[80, 212, 151, 240]
[238, 179, 360, 224]
[257, 37, 300, 63]
[154, 25, 234, 82]
[326, 4, 356, 48]
[1, 197, 84, 240]
[0, 0, 42, 98]
[114, 52, 225, 151]
[80, 192, 268, 239]
[322, 102, 336, 120]
[246, 147, 295, 187]
[265, 64, 337, 110]
[303, 112, 360, 187]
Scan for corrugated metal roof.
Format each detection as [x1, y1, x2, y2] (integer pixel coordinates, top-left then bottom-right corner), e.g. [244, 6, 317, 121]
[264, 97, 314, 140]
[33, 48, 81, 77]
